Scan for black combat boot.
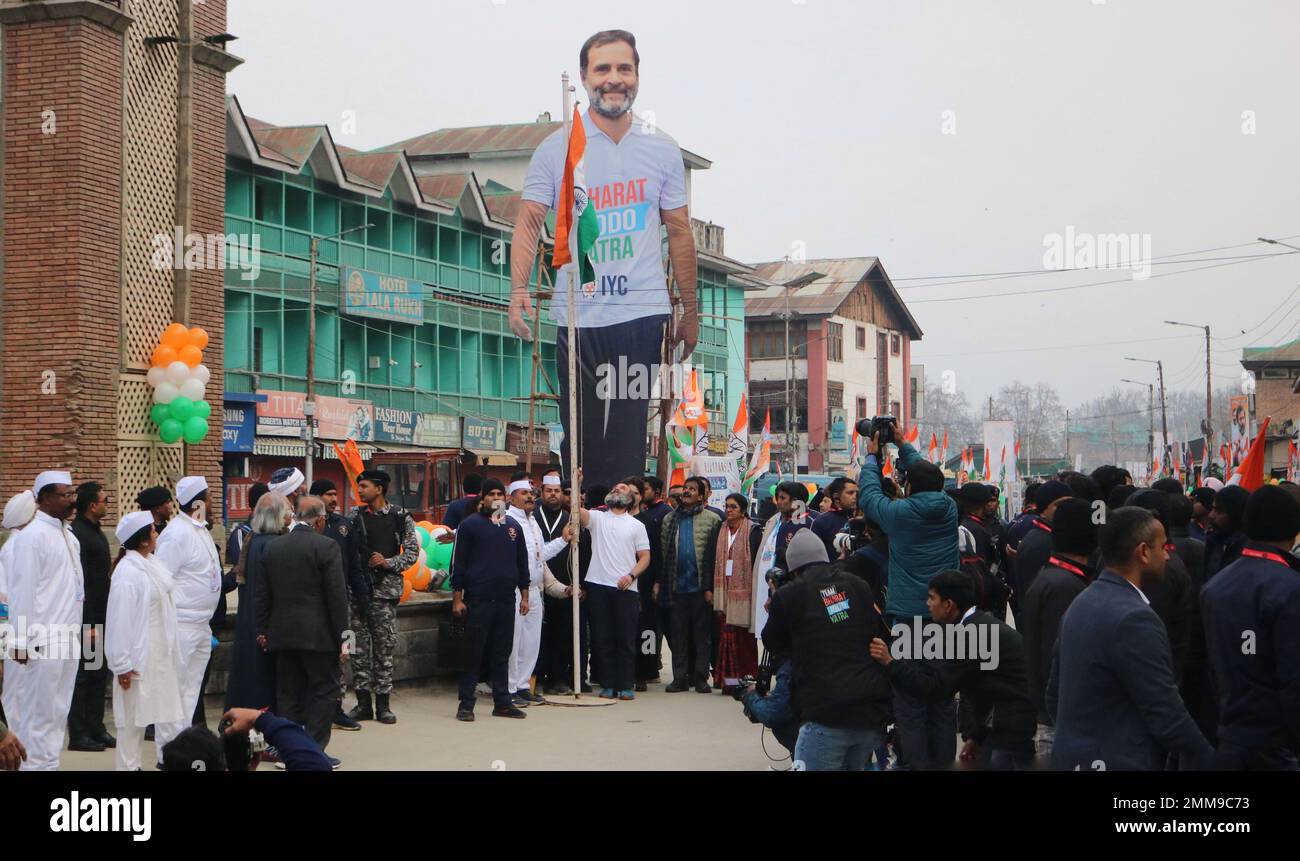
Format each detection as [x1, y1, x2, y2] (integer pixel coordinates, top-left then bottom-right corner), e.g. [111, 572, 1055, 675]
[347, 690, 374, 721]
[375, 693, 397, 725]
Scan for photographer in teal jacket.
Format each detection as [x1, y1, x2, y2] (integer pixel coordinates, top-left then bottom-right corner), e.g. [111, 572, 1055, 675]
[856, 418, 961, 770]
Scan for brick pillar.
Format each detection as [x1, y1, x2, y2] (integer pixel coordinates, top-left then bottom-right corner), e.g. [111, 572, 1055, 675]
[0, 1, 132, 501]
[0, 0, 239, 524]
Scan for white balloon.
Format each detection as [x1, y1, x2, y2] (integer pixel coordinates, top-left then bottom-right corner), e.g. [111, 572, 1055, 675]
[179, 378, 206, 401]
[193, 364, 211, 385]
[165, 361, 190, 385]
[153, 382, 179, 404]
[146, 366, 165, 387]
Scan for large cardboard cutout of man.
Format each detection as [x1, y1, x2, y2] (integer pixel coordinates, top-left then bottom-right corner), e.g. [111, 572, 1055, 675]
[509, 29, 698, 488]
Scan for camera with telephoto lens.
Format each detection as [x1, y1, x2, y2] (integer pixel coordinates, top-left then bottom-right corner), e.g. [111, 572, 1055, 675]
[765, 566, 790, 594]
[854, 415, 896, 446]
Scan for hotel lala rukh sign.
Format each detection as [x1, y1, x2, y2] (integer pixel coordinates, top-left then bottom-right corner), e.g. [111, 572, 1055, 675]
[343, 266, 422, 324]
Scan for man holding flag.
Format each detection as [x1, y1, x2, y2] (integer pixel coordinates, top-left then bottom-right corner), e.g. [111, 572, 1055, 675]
[509, 29, 698, 488]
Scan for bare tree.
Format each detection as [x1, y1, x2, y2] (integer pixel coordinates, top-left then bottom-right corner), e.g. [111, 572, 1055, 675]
[922, 381, 980, 450]
[993, 381, 1064, 461]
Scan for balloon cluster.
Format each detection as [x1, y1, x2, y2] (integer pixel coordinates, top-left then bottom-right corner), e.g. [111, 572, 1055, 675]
[147, 323, 212, 445]
[400, 521, 454, 602]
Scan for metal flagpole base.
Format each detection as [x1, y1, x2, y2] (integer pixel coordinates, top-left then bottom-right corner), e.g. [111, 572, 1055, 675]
[542, 695, 618, 708]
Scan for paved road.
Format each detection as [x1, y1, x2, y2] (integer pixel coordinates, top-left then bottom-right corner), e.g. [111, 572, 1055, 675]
[61, 678, 791, 771]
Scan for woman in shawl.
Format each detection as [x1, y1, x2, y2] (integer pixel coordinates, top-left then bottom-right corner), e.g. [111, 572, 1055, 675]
[713, 492, 758, 692]
[105, 512, 185, 771]
[224, 492, 292, 711]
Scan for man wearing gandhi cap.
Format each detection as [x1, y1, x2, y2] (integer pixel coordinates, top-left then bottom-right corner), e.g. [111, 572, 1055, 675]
[1, 470, 84, 770]
[151, 475, 221, 766]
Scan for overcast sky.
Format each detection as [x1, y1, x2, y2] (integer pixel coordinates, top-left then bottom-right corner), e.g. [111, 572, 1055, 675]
[228, 0, 1300, 411]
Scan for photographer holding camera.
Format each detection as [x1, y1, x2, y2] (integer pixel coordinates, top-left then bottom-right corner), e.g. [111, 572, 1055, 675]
[761, 530, 892, 771]
[737, 652, 798, 757]
[160, 707, 332, 771]
[856, 416, 959, 770]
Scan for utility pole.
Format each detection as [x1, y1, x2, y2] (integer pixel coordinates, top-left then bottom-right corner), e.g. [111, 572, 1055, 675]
[1157, 359, 1169, 475]
[171, 0, 194, 326]
[305, 223, 371, 487]
[1166, 321, 1213, 455]
[988, 397, 994, 420]
[1064, 410, 1070, 466]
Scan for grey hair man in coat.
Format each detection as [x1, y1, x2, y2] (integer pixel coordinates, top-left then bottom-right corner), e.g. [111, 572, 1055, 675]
[256, 496, 350, 760]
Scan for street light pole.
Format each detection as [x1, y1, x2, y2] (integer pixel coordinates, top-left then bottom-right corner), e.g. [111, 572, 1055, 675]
[1166, 320, 1213, 452]
[305, 222, 372, 487]
[1122, 378, 1154, 470]
[1125, 357, 1168, 476]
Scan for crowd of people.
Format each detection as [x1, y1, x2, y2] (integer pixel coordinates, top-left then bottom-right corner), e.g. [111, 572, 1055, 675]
[0, 465, 416, 770]
[0, 419, 1296, 773]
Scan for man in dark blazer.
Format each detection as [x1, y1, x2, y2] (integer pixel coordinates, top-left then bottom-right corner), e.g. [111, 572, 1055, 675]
[1047, 506, 1213, 771]
[256, 495, 350, 758]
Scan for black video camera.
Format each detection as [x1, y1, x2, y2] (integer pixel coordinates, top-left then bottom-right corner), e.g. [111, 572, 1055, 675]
[854, 415, 897, 446]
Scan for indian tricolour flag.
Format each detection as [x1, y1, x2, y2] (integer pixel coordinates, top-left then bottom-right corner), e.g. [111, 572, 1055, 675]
[552, 105, 599, 293]
[742, 409, 772, 494]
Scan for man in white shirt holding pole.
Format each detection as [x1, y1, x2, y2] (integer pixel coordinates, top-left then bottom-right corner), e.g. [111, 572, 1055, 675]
[151, 475, 220, 767]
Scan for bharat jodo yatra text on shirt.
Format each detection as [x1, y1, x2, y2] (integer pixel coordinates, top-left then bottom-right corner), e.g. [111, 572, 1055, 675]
[523, 108, 688, 329]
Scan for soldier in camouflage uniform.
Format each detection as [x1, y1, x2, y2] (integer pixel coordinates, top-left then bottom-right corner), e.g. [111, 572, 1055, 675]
[344, 469, 419, 724]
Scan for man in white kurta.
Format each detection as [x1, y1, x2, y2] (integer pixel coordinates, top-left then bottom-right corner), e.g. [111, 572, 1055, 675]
[151, 476, 220, 765]
[105, 511, 184, 771]
[0, 472, 84, 771]
[505, 481, 569, 703]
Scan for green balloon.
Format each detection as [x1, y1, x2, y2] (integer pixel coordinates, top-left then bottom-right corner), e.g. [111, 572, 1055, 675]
[159, 418, 183, 444]
[182, 416, 208, 444]
[149, 403, 169, 426]
[194, 399, 212, 420]
[168, 396, 195, 423]
[429, 541, 452, 571]
[415, 526, 431, 547]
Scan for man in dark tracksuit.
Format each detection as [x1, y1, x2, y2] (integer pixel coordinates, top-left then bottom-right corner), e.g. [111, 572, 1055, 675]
[309, 479, 368, 732]
[1020, 498, 1098, 762]
[1202, 486, 1300, 771]
[451, 479, 530, 721]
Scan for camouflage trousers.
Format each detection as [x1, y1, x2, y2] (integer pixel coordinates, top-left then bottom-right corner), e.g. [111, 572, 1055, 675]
[350, 598, 398, 695]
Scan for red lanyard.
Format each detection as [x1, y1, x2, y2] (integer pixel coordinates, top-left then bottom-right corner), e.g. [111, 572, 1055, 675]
[1033, 519, 1053, 533]
[1241, 547, 1291, 567]
[1048, 556, 1088, 581]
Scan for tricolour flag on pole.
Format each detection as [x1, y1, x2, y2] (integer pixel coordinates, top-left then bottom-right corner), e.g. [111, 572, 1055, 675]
[742, 409, 772, 494]
[927, 432, 939, 463]
[551, 106, 599, 292]
[983, 447, 991, 481]
[728, 393, 749, 458]
[941, 429, 949, 465]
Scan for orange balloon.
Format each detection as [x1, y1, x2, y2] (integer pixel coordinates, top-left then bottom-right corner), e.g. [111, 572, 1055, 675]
[178, 344, 203, 367]
[412, 564, 432, 591]
[188, 327, 209, 350]
[161, 323, 189, 350]
[152, 344, 178, 367]
[400, 579, 413, 604]
[402, 557, 420, 580]
[416, 520, 437, 533]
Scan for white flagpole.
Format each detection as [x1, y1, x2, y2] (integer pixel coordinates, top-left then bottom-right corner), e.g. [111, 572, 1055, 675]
[562, 73, 583, 699]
